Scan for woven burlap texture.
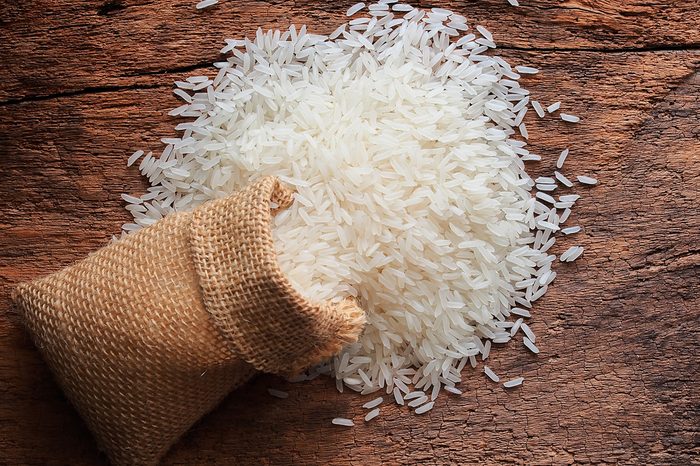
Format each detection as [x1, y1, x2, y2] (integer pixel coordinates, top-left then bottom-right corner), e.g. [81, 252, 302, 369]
[12, 176, 365, 466]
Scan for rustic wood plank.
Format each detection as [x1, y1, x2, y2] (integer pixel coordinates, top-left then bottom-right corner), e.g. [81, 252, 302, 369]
[1, 1, 699, 464]
[1, 0, 699, 102]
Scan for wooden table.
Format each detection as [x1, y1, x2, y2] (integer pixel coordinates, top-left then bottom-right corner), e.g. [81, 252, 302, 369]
[1, 1, 699, 464]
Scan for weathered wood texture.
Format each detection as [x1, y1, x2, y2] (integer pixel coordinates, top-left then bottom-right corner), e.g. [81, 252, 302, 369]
[1, 1, 699, 464]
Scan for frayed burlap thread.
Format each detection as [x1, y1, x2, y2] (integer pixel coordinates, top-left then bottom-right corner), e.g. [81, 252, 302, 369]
[12, 176, 365, 466]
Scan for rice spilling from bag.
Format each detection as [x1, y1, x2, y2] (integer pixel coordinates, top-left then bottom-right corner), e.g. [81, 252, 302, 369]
[124, 2, 594, 406]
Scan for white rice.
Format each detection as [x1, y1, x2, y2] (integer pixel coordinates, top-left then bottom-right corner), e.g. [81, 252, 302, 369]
[484, 366, 500, 382]
[332, 417, 355, 426]
[519, 123, 529, 139]
[515, 65, 539, 74]
[362, 397, 384, 409]
[510, 318, 523, 336]
[195, 0, 218, 10]
[404, 391, 425, 400]
[561, 246, 584, 262]
[121, 193, 141, 204]
[559, 208, 572, 224]
[537, 220, 560, 231]
[561, 113, 580, 123]
[557, 149, 569, 170]
[577, 175, 598, 185]
[523, 337, 539, 354]
[536, 192, 556, 204]
[127, 150, 144, 167]
[347, 2, 366, 15]
[407, 395, 429, 407]
[122, 1, 595, 415]
[554, 171, 574, 188]
[561, 226, 581, 235]
[569, 246, 584, 261]
[444, 386, 462, 395]
[364, 408, 380, 421]
[368, 2, 388, 10]
[415, 401, 435, 414]
[531, 101, 545, 118]
[393, 387, 404, 405]
[546, 101, 561, 113]
[559, 194, 580, 202]
[503, 377, 524, 388]
[520, 322, 536, 342]
[482, 340, 491, 360]
[511, 308, 531, 318]
[476, 25, 493, 41]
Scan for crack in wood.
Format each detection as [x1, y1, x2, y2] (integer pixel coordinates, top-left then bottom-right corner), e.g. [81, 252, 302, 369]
[0, 83, 166, 107]
[500, 44, 700, 54]
[0, 47, 698, 107]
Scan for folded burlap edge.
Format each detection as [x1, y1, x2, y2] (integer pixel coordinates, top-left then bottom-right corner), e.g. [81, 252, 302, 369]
[192, 176, 366, 376]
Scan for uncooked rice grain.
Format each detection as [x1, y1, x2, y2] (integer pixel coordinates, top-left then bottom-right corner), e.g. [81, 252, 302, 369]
[561, 113, 580, 123]
[393, 387, 404, 405]
[332, 418, 355, 426]
[484, 366, 500, 382]
[476, 25, 493, 41]
[347, 2, 366, 15]
[195, 0, 217, 9]
[536, 192, 556, 204]
[523, 337, 539, 354]
[511, 308, 531, 318]
[503, 377, 524, 388]
[531, 101, 545, 118]
[407, 395, 429, 407]
[364, 408, 380, 421]
[127, 150, 144, 167]
[404, 391, 425, 400]
[570, 246, 584, 261]
[520, 322, 536, 342]
[415, 401, 435, 414]
[556, 149, 569, 169]
[510, 318, 523, 336]
[519, 123, 529, 139]
[444, 386, 462, 395]
[577, 175, 598, 185]
[363, 397, 384, 409]
[561, 246, 584, 262]
[559, 208, 572, 224]
[560, 194, 580, 202]
[547, 101, 561, 113]
[516, 65, 539, 74]
[554, 171, 574, 188]
[561, 226, 581, 235]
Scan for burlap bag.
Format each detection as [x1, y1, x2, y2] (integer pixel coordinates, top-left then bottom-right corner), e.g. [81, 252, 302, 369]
[12, 176, 365, 466]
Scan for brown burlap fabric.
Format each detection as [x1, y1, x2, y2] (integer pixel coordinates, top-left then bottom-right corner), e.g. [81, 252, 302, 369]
[12, 176, 365, 466]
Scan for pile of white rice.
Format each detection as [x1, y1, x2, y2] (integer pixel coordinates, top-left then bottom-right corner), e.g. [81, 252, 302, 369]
[123, 1, 596, 419]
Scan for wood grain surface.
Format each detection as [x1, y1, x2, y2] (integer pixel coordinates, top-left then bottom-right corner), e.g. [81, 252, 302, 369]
[1, 1, 699, 464]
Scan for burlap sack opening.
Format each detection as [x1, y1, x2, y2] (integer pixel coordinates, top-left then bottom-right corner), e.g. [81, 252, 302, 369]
[12, 176, 365, 466]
